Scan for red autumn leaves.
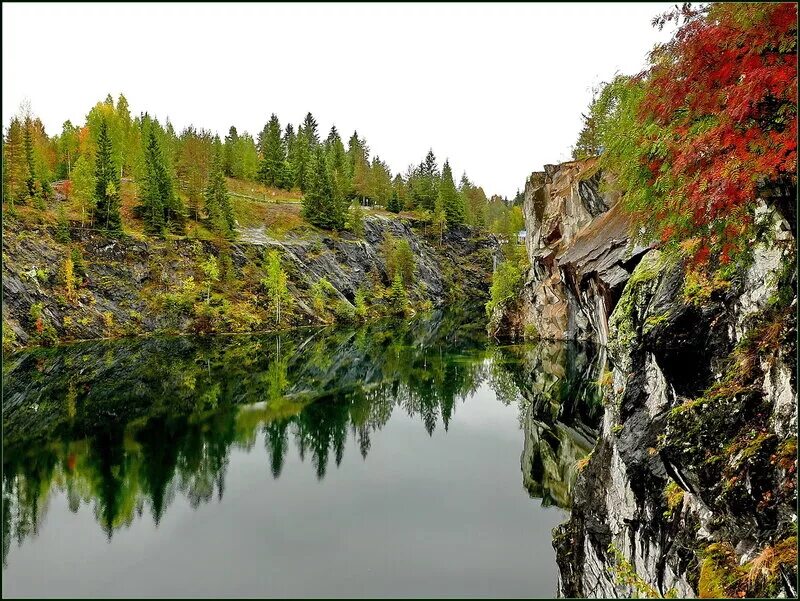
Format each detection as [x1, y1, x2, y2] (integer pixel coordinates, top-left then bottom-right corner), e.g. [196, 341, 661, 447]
[639, 3, 797, 265]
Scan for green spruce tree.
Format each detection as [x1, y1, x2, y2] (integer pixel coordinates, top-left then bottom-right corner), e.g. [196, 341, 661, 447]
[140, 128, 184, 234]
[205, 146, 235, 236]
[94, 118, 122, 233]
[257, 114, 286, 188]
[325, 125, 350, 214]
[387, 189, 402, 213]
[302, 146, 343, 230]
[301, 112, 319, 146]
[282, 124, 296, 188]
[291, 125, 310, 191]
[438, 160, 465, 225]
[23, 119, 37, 202]
[412, 150, 439, 210]
[223, 126, 239, 176]
[3, 118, 27, 207]
[386, 272, 408, 315]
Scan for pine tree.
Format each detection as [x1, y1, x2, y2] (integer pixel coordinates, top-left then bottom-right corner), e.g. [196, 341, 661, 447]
[115, 94, 135, 178]
[325, 126, 350, 212]
[301, 112, 319, 146]
[392, 174, 408, 211]
[204, 146, 235, 236]
[23, 119, 37, 201]
[386, 272, 408, 315]
[257, 114, 286, 188]
[347, 131, 370, 203]
[460, 173, 488, 227]
[3, 118, 27, 207]
[55, 202, 71, 243]
[302, 146, 343, 230]
[368, 156, 392, 206]
[140, 129, 165, 232]
[223, 126, 239, 176]
[412, 150, 439, 210]
[257, 123, 269, 157]
[345, 200, 365, 236]
[292, 115, 320, 192]
[177, 125, 213, 223]
[234, 132, 259, 180]
[94, 119, 122, 233]
[282, 124, 296, 188]
[387, 189, 402, 213]
[438, 160, 465, 225]
[291, 125, 310, 191]
[139, 129, 183, 234]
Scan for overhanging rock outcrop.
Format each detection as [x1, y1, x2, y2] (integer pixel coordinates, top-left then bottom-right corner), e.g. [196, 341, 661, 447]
[491, 158, 650, 343]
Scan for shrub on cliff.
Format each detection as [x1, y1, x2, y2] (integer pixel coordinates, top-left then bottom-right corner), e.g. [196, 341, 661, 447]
[261, 250, 292, 327]
[485, 259, 525, 320]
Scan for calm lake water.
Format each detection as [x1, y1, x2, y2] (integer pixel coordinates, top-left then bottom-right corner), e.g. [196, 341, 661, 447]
[2, 310, 602, 598]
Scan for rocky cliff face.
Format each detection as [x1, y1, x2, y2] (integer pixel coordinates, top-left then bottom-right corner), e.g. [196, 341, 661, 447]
[495, 156, 796, 596]
[552, 201, 797, 597]
[2, 214, 499, 350]
[493, 159, 650, 343]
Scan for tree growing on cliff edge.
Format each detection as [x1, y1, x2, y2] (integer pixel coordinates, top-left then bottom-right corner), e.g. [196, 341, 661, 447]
[587, 2, 797, 267]
[345, 200, 365, 237]
[572, 83, 608, 160]
[94, 119, 122, 233]
[460, 174, 489, 228]
[383, 235, 415, 287]
[642, 2, 797, 265]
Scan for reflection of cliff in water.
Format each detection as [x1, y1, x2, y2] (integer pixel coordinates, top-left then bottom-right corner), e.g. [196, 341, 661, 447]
[2, 310, 602, 565]
[494, 342, 603, 509]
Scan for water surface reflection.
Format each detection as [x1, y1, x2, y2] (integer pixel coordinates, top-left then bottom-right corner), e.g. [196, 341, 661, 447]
[3, 311, 602, 597]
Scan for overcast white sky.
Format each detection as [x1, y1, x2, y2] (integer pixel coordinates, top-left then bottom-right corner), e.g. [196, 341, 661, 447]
[3, 3, 676, 197]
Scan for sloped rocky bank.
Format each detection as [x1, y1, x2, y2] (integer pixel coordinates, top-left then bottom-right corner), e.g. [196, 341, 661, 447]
[2, 214, 499, 350]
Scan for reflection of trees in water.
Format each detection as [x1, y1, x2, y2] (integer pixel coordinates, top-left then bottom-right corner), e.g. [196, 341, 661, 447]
[1, 310, 601, 563]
